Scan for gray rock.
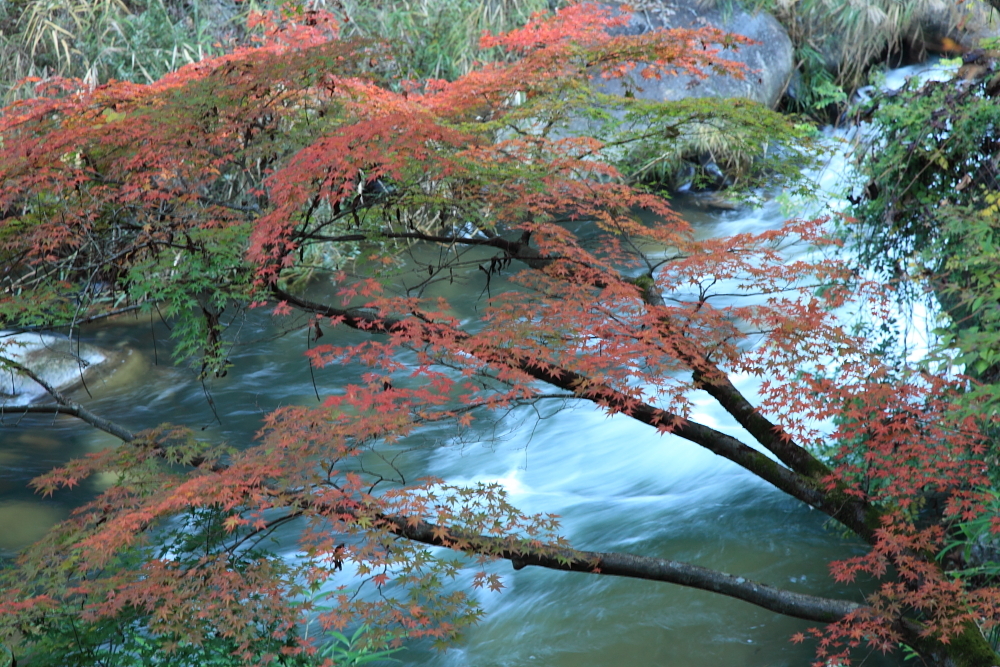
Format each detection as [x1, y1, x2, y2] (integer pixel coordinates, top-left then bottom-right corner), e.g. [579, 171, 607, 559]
[0, 331, 114, 405]
[916, 1, 996, 51]
[598, 0, 794, 109]
[689, 191, 742, 211]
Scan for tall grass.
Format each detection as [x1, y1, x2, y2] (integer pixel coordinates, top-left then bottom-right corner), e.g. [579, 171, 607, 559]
[329, 0, 555, 81]
[0, 0, 226, 102]
[732, 0, 982, 91]
[0, 0, 556, 103]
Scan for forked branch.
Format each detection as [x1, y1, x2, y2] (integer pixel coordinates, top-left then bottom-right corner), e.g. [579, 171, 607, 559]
[0, 355, 137, 442]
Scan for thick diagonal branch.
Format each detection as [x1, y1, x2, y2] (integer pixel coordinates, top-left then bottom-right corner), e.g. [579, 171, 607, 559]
[272, 286, 875, 542]
[304, 229, 835, 483]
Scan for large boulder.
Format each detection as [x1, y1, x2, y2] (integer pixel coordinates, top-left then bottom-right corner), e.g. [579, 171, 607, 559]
[917, 1, 1000, 51]
[0, 331, 125, 405]
[599, 0, 795, 109]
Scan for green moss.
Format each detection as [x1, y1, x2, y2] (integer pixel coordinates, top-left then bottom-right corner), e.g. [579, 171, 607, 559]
[629, 273, 655, 293]
[907, 619, 1000, 667]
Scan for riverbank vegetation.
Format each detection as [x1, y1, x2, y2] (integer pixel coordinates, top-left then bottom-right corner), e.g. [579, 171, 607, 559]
[4, 2, 1000, 667]
[0, 0, 553, 104]
[848, 53, 1000, 378]
[739, 0, 965, 109]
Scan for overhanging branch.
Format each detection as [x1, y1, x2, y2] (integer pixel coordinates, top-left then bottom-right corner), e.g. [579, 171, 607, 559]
[0, 356, 136, 442]
[382, 513, 864, 624]
[272, 286, 875, 542]
[19, 390, 866, 627]
[297, 228, 838, 486]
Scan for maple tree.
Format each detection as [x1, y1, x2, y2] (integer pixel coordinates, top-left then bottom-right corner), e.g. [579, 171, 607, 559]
[1, 3, 1000, 666]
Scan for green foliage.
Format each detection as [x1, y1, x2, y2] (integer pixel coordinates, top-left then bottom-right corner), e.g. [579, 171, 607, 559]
[845, 66, 1000, 387]
[2, 506, 312, 667]
[940, 489, 1000, 580]
[900, 642, 922, 661]
[610, 95, 820, 198]
[787, 43, 848, 118]
[335, 0, 556, 81]
[849, 79, 1000, 273]
[126, 221, 256, 377]
[313, 625, 402, 666]
[298, 598, 404, 667]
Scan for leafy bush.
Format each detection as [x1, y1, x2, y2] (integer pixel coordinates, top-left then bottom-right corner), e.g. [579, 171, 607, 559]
[2, 506, 315, 667]
[845, 65, 1000, 376]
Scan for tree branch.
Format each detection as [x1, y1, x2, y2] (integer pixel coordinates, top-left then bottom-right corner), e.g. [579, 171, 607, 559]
[0, 356, 136, 442]
[18, 388, 866, 628]
[354, 230, 847, 510]
[271, 286, 875, 542]
[300, 227, 836, 484]
[299, 230, 554, 270]
[382, 513, 864, 624]
[691, 368, 833, 479]
[0, 403, 135, 441]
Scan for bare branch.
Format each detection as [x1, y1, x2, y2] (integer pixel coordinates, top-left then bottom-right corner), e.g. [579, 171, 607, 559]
[382, 513, 864, 624]
[0, 356, 136, 442]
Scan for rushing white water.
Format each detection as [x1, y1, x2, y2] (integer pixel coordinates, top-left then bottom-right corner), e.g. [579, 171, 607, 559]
[0, 331, 109, 405]
[0, 60, 960, 666]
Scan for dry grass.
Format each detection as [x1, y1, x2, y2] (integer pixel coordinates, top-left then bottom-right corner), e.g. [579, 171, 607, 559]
[18, 0, 130, 74]
[327, 0, 554, 80]
[789, 0, 953, 87]
[722, 0, 989, 90]
[0, 0, 218, 103]
[0, 0, 555, 103]
[625, 119, 758, 190]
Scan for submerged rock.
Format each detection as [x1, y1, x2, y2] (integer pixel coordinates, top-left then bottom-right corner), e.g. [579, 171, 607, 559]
[0, 500, 64, 550]
[0, 331, 121, 405]
[689, 191, 742, 211]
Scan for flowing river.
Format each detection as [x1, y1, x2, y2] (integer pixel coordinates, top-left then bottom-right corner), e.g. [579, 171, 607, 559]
[0, 61, 956, 666]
